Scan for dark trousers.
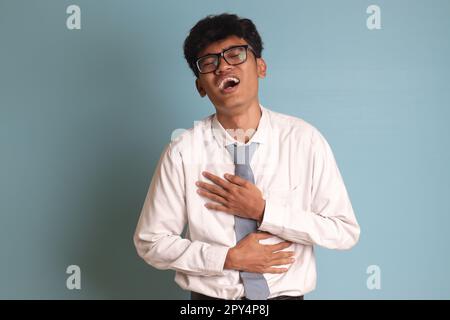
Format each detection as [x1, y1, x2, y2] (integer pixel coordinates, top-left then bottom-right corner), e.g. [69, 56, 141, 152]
[191, 291, 304, 300]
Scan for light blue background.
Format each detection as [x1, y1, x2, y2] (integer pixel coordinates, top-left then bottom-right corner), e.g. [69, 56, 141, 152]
[1, 0, 449, 299]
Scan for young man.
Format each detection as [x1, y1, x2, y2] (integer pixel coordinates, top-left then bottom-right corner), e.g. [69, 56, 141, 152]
[134, 13, 360, 300]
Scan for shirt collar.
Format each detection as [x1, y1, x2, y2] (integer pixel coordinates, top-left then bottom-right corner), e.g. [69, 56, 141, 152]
[211, 104, 270, 147]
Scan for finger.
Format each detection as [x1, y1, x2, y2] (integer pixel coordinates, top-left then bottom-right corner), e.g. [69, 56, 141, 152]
[271, 251, 296, 259]
[224, 173, 249, 188]
[197, 190, 228, 205]
[196, 182, 228, 198]
[270, 257, 295, 266]
[202, 171, 232, 191]
[264, 267, 289, 274]
[253, 232, 274, 240]
[204, 203, 234, 214]
[266, 241, 293, 252]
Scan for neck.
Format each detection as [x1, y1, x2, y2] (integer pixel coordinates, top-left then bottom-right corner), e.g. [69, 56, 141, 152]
[216, 101, 262, 143]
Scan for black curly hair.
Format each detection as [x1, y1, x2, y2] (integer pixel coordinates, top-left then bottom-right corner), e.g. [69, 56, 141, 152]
[183, 13, 264, 78]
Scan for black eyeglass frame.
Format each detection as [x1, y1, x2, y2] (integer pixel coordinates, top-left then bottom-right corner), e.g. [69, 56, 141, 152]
[194, 45, 256, 75]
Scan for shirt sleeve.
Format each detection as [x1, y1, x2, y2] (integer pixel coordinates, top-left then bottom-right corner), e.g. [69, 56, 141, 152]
[133, 143, 229, 276]
[258, 129, 360, 250]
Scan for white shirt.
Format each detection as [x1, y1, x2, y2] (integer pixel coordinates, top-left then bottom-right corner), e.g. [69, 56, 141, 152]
[134, 105, 360, 299]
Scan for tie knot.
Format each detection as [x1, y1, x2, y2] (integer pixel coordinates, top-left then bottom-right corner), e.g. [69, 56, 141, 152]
[226, 142, 258, 165]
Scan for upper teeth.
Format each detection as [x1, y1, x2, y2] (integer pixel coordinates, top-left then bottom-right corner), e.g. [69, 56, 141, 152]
[219, 77, 240, 90]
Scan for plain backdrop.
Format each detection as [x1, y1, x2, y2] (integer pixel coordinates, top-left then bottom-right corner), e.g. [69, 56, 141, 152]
[0, 0, 449, 299]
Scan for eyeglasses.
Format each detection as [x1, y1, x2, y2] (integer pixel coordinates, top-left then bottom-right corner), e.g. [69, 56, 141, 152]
[195, 45, 254, 75]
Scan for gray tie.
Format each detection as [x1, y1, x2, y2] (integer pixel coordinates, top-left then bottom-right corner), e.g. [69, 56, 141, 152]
[225, 142, 270, 300]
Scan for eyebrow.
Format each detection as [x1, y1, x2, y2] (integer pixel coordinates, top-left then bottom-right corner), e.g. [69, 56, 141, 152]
[201, 44, 245, 57]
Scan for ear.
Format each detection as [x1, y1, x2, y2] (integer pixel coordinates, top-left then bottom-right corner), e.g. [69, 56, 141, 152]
[195, 78, 207, 97]
[256, 57, 267, 79]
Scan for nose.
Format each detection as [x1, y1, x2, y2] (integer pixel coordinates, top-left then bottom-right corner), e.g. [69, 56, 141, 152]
[214, 55, 233, 75]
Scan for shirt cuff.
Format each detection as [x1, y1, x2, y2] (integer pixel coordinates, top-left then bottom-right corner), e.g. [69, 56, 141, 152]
[258, 196, 289, 235]
[205, 244, 230, 275]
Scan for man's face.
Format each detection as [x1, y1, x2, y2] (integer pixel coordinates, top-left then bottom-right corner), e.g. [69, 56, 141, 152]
[195, 36, 266, 115]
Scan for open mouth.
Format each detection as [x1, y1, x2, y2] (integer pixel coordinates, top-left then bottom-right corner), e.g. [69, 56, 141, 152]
[218, 76, 240, 94]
